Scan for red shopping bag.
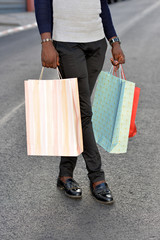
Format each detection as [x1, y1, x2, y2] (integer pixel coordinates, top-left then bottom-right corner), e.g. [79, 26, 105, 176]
[114, 65, 140, 138]
[129, 86, 140, 138]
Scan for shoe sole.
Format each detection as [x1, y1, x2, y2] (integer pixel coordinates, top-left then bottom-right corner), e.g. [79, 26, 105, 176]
[90, 190, 114, 205]
[57, 185, 82, 199]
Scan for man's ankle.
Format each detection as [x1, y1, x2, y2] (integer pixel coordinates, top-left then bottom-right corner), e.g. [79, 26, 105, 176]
[92, 180, 105, 189]
[60, 176, 72, 183]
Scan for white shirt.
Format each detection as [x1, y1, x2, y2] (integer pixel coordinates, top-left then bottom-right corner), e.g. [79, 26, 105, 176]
[53, 0, 105, 42]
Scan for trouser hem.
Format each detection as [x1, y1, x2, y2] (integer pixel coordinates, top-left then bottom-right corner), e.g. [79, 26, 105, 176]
[58, 172, 73, 178]
[88, 172, 105, 184]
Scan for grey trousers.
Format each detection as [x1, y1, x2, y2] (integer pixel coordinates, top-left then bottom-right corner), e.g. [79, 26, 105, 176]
[53, 37, 107, 183]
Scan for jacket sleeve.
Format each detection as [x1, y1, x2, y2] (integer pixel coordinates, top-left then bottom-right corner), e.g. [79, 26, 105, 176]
[100, 0, 117, 40]
[34, 0, 53, 37]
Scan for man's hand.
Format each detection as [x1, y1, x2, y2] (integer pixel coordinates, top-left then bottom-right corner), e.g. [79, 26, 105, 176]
[110, 42, 125, 71]
[41, 41, 60, 69]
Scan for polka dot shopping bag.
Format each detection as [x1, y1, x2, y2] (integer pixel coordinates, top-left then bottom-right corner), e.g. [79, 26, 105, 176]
[92, 65, 135, 153]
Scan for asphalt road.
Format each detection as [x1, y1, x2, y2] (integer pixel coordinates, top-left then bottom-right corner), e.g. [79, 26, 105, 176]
[0, 0, 160, 239]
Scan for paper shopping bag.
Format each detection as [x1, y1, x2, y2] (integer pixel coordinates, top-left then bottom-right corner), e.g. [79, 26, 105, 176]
[92, 66, 135, 153]
[129, 86, 140, 138]
[119, 65, 141, 138]
[24, 67, 83, 156]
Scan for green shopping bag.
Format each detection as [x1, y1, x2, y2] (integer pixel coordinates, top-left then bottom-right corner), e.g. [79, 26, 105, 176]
[92, 65, 135, 153]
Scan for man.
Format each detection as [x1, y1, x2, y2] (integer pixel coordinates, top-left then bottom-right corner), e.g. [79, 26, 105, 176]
[34, 0, 125, 204]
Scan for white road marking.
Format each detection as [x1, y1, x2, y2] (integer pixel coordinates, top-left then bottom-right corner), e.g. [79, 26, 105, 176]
[0, 101, 25, 126]
[119, 0, 160, 37]
[0, 22, 37, 37]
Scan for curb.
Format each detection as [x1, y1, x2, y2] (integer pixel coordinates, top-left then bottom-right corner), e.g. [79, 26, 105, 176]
[0, 22, 37, 38]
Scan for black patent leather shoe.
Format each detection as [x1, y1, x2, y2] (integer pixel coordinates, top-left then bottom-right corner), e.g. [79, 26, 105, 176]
[57, 177, 82, 199]
[90, 182, 114, 204]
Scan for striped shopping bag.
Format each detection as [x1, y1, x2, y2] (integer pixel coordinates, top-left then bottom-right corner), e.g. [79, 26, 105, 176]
[24, 67, 83, 156]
